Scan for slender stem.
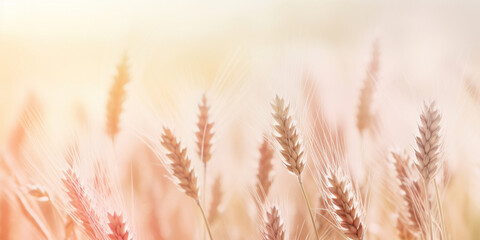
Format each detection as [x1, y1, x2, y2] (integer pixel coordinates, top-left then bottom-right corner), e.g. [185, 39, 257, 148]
[434, 179, 447, 240]
[203, 163, 207, 240]
[197, 200, 214, 240]
[424, 180, 434, 240]
[298, 176, 320, 240]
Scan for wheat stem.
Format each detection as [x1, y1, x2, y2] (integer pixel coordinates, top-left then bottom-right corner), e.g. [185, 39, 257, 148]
[197, 199, 214, 240]
[434, 179, 447, 240]
[298, 176, 319, 240]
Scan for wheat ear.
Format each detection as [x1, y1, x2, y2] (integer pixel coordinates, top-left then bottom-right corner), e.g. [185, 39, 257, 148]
[106, 55, 130, 141]
[256, 138, 274, 203]
[107, 212, 133, 240]
[196, 94, 214, 239]
[326, 171, 364, 240]
[262, 205, 286, 240]
[62, 169, 108, 240]
[414, 102, 442, 186]
[271, 95, 318, 240]
[196, 94, 214, 165]
[160, 127, 214, 240]
[356, 41, 379, 134]
[414, 102, 446, 239]
[392, 151, 424, 239]
[208, 176, 223, 224]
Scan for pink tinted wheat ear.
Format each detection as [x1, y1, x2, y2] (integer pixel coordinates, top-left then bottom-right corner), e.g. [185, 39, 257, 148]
[256, 138, 274, 203]
[262, 205, 285, 240]
[160, 127, 214, 240]
[356, 41, 379, 134]
[161, 128, 199, 200]
[326, 171, 365, 240]
[414, 102, 442, 186]
[62, 169, 108, 240]
[392, 151, 425, 238]
[107, 212, 133, 240]
[196, 94, 214, 165]
[413, 102, 446, 239]
[208, 176, 223, 224]
[271, 95, 318, 240]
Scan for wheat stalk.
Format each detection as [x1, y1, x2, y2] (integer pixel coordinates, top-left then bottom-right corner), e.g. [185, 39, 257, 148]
[106, 56, 130, 141]
[325, 170, 365, 240]
[256, 138, 274, 203]
[262, 205, 285, 240]
[107, 212, 133, 240]
[271, 95, 318, 240]
[160, 127, 214, 240]
[62, 169, 108, 240]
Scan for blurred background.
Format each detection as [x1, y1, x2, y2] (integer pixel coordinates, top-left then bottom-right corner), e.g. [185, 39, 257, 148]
[2, 0, 480, 239]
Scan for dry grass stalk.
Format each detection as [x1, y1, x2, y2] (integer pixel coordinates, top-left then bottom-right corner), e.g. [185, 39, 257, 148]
[62, 169, 108, 240]
[106, 56, 130, 141]
[262, 205, 285, 240]
[271, 96, 318, 240]
[107, 212, 132, 240]
[356, 41, 379, 134]
[255, 139, 274, 203]
[160, 127, 199, 200]
[414, 102, 442, 186]
[208, 176, 223, 224]
[196, 94, 214, 164]
[326, 171, 364, 240]
[160, 127, 214, 240]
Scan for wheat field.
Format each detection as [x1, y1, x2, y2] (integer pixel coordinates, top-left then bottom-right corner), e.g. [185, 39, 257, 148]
[1, 1, 480, 240]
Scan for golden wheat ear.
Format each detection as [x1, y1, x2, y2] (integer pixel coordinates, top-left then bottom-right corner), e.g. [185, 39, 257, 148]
[106, 55, 130, 142]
